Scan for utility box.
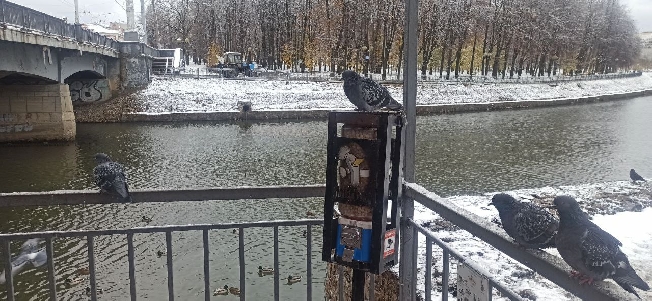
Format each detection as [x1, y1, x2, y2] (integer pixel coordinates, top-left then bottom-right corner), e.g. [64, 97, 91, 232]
[322, 111, 404, 275]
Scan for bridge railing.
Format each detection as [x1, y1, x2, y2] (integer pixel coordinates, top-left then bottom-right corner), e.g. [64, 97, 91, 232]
[0, 0, 119, 50]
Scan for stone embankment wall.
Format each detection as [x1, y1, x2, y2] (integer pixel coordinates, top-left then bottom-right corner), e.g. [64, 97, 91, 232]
[110, 89, 652, 123]
[0, 84, 75, 142]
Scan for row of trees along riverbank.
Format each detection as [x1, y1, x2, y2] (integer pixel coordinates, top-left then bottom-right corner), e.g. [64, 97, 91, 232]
[146, 0, 641, 79]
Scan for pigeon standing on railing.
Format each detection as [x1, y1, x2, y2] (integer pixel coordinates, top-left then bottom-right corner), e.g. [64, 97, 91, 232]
[341, 70, 402, 111]
[630, 169, 646, 182]
[0, 239, 47, 284]
[93, 153, 132, 202]
[489, 193, 559, 249]
[553, 195, 650, 299]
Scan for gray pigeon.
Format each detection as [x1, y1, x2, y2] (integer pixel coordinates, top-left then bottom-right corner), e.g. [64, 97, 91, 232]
[93, 153, 131, 202]
[0, 239, 47, 284]
[630, 169, 646, 182]
[341, 70, 402, 111]
[489, 193, 558, 249]
[554, 195, 650, 299]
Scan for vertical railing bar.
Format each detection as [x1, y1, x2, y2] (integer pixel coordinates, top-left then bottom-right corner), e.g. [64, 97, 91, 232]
[165, 231, 174, 301]
[127, 233, 137, 301]
[442, 249, 449, 301]
[238, 227, 245, 301]
[411, 226, 418, 298]
[487, 282, 493, 301]
[203, 230, 210, 301]
[306, 224, 312, 301]
[425, 239, 432, 301]
[3, 239, 15, 301]
[45, 238, 57, 301]
[369, 274, 376, 301]
[338, 265, 344, 301]
[87, 236, 98, 301]
[273, 226, 280, 301]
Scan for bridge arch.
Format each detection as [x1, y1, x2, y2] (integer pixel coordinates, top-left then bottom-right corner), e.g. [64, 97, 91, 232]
[0, 72, 58, 85]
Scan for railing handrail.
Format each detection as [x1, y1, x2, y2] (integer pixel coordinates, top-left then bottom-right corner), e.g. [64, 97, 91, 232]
[0, 0, 120, 51]
[0, 218, 323, 239]
[0, 184, 326, 207]
[403, 182, 636, 301]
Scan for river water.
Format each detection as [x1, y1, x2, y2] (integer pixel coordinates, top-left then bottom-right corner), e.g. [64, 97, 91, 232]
[1, 96, 651, 300]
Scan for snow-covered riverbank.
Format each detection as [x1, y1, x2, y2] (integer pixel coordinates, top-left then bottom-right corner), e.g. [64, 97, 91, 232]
[135, 73, 652, 113]
[411, 181, 652, 300]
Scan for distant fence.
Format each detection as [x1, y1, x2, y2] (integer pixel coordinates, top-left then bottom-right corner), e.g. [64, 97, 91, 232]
[0, 0, 120, 50]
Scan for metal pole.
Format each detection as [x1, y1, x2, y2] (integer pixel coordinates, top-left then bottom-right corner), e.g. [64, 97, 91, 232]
[140, 0, 147, 44]
[398, 0, 418, 298]
[352, 269, 366, 300]
[126, 0, 135, 30]
[74, 0, 79, 24]
[151, 0, 157, 46]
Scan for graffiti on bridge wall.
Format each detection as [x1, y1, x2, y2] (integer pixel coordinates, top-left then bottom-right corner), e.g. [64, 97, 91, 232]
[0, 114, 33, 133]
[69, 80, 103, 102]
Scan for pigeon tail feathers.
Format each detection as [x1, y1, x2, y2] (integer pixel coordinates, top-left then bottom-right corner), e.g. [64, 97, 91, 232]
[112, 179, 131, 202]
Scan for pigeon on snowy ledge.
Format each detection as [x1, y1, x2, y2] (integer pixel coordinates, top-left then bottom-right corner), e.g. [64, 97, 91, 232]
[341, 70, 402, 111]
[630, 169, 646, 183]
[489, 193, 558, 249]
[93, 153, 132, 202]
[553, 195, 650, 299]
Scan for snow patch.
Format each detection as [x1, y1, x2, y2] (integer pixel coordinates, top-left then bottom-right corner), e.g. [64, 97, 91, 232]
[136, 73, 652, 113]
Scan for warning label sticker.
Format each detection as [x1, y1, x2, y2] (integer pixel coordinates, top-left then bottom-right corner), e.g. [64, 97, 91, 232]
[383, 229, 396, 258]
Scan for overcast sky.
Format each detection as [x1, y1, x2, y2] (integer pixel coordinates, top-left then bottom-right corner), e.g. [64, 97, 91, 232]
[10, 0, 652, 32]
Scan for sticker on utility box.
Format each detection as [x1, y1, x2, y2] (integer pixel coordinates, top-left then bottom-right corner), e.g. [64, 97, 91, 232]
[457, 262, 490, 301]
[383, 229, 396, 258]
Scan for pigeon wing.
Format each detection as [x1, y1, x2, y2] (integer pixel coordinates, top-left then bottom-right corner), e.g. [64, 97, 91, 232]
[580, 227, 621, 279]
[359, 78, 387, 109]
[343, 81, 369, 111]
[94, 162, 131, 201]
[514, 205, 558, 247]
[0, 256, 30, 284]
[94, 163, 117, 191]
[581, 227, 650, 295]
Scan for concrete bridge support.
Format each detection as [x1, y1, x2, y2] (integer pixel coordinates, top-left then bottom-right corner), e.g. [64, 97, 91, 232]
[0, 84, 75, 142]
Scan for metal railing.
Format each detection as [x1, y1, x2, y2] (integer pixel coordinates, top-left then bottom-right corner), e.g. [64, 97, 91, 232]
[0, 184, 635, 301]
[0, 185, 325, 301]
[0, 0, 120, 50]
[1, 219, 321, 301]
[403, 182, 633, 301]
[407, 220, 524, 301]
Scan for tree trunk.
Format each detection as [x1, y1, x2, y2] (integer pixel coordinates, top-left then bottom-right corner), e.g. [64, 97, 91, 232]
[469, 31, 478, 78]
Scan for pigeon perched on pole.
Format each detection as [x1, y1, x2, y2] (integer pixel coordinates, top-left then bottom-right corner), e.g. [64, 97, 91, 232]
[553, 195, 650, 299]
[93, 153, 132, 202]
[489, 193, 558, 249]
[341, 70, 402, 111]
[0, 239, 47, 284]
[630, 169, 646, 182]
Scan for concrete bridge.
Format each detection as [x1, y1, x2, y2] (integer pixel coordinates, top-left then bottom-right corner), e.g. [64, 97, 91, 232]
[0, 0, 156, 142]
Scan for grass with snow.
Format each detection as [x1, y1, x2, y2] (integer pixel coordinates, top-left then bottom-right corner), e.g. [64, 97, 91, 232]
[136, 73, 652, 113]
